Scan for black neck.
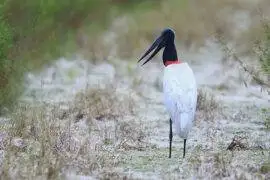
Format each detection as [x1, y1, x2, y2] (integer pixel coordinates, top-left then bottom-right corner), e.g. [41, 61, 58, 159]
[163, 43, 178, 65]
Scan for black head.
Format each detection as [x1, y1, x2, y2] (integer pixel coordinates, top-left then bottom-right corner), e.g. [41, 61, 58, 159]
[161, 28, 175, 42]
[138, 28, 178, 66]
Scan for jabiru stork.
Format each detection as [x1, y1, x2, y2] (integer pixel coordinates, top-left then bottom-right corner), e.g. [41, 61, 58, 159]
[138, 28, 197, 158]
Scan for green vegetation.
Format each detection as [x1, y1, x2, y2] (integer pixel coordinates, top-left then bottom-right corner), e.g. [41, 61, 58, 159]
[261, 108, 270, 130]
[259, 24, 270, 74]
[0, 0, 109, 111]
[0, 0, 160, 112]
[1, 0, 269, 112]
[255, 23, 270, 129]
[260, 161, 270, 174]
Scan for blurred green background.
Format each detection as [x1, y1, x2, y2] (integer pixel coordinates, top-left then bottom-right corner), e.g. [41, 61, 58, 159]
[0, 0, 160, 111]
[0, 0, 269, 112]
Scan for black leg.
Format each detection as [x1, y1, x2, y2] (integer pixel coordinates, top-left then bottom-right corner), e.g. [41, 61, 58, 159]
[183, 139, 187, 158]
[169, 118, 173, 158]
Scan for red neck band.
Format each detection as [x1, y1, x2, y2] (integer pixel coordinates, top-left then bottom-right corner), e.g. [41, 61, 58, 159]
[165, 60, 181, 67]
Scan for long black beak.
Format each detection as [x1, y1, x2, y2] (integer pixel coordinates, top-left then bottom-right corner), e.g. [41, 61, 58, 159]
[138, 35, 165, 66]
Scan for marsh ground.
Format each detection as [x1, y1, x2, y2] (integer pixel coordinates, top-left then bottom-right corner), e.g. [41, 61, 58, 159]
[0, 0, 269, 179]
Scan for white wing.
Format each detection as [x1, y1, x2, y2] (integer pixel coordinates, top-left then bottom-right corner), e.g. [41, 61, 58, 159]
[163, 63, 197, 138]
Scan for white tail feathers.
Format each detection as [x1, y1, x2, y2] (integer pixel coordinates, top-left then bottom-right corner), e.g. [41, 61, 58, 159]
[173, 113, 193, 139]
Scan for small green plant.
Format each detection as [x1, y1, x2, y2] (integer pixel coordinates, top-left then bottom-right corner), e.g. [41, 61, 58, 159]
[260, 161, 270, 174]
[261, 108, 270, 130]
[258, 22, 270, 75]
[0, 0, 152, 112]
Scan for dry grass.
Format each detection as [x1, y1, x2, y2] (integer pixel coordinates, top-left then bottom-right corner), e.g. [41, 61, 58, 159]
[196, 88, 220, 122]
[95, 169, 140, 180]
[73, 87, 135, 121]
[190, 151, 268, 179]
[196, 89, 219, 111]
[0, 87, 146, 179]
[0, 103, 67, 179]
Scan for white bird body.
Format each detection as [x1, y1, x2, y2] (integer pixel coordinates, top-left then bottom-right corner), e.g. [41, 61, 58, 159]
[163, 62, 197, 139]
